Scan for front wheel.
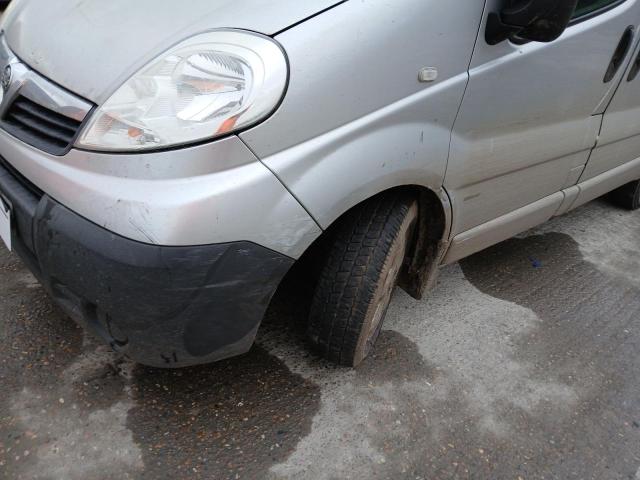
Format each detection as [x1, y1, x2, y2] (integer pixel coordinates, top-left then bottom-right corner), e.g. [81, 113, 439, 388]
[307, 193, 418, 367]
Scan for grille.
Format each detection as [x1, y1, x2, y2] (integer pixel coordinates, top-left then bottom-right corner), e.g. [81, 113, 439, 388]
[2, 95, 83, 155]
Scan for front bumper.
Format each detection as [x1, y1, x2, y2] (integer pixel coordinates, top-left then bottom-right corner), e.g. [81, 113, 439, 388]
[0, 157, 294, 367]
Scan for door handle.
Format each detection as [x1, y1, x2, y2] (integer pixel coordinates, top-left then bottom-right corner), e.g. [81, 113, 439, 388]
[627, 48, 640, 82]
[604, 26, 635, 83]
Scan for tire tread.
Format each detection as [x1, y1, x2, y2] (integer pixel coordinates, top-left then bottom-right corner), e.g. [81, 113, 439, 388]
[307, 192, 414, 366]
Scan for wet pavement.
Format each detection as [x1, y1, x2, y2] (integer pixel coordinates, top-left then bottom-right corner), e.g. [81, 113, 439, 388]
[1, 198, 639, 480]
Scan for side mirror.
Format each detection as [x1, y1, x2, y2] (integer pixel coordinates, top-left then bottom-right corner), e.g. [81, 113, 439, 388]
[486, 0, 580, 45]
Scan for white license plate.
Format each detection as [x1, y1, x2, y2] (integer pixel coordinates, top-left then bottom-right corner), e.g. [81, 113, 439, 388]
[0, 195, 11, 251]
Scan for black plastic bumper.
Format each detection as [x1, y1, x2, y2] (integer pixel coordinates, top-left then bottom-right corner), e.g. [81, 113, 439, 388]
[0, 158, 294, 368]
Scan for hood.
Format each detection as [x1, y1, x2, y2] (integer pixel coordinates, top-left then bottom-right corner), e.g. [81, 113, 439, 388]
[3, 0, 343, 104]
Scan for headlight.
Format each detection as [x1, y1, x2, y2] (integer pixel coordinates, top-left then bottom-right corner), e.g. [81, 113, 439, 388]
[76, 30, 288, 152]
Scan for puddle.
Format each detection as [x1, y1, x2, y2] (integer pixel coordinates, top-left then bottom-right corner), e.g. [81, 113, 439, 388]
[459, 231, 640, 479]
[2, 206, 639, 480]
[127, 347, 320, 480]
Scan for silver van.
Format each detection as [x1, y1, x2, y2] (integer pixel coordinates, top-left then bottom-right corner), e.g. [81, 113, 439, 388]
[0, 0, 638, 368]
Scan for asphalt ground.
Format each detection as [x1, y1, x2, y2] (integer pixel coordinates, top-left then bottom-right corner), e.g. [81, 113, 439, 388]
[1, 197, 639, 480]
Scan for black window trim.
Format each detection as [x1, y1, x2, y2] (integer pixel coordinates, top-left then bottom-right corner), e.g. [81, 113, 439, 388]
[570, 0, 628, 26]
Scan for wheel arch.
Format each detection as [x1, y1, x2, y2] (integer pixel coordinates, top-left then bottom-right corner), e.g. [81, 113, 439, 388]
[297, 184, 452, 300]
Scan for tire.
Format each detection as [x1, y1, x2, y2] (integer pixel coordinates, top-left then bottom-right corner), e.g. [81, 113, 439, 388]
[307, 193, 418, 367]
[610, 180, 640, 211]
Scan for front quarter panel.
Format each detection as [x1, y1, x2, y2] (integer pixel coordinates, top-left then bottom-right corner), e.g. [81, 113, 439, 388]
[240, 0, 485, 229]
